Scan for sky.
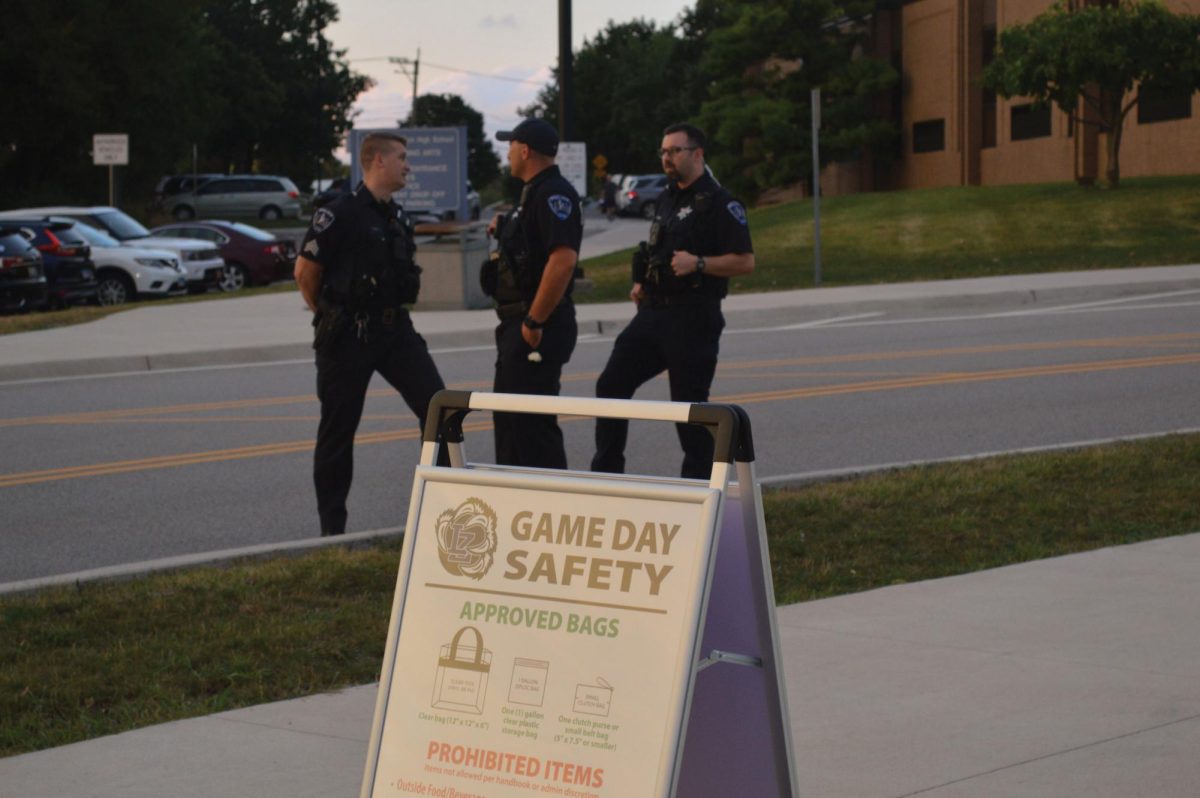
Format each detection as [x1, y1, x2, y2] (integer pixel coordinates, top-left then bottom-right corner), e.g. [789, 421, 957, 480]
[326, 0, 693, 157]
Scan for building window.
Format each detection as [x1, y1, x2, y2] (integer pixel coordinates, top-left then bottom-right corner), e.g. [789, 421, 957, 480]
[912, 119, 945, 153]
[1138, 87, 1193, 124]
[1010, 103, 1051, 141]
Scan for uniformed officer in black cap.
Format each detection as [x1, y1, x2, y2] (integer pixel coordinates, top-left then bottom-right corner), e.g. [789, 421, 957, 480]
[483, 118, 582, 468]
[591, 122, 754, 479]
[294, 131, 445, 536]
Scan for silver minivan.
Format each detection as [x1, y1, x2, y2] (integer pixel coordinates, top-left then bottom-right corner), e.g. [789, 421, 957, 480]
[165, 175, 303, 221]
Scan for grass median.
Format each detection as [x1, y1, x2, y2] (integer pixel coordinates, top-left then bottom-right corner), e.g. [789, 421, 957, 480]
[580, 174, 1200, 302]
[2, 433, 1198, 756]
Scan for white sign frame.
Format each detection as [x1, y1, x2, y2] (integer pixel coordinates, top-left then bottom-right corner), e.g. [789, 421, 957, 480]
[360, 392, 798, 798]
[362, 466, 724, 797]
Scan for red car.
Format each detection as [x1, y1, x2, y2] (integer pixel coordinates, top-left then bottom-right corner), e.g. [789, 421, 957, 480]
[147, 220, 295, 292]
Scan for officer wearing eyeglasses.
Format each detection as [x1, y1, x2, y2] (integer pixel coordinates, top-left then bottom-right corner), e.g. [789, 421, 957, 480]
[590, 122, 754, 479]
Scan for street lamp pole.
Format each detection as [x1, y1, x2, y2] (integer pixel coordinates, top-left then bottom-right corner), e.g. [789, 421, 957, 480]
[811, 86, 822, 287]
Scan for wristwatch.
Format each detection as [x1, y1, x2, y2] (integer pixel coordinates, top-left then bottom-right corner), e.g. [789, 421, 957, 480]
[695, 256, 706, 274]
[523, 315, 545, 330]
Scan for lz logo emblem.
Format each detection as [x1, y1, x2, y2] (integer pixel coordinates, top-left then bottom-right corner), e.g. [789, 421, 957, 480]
[435, 498, 498, 580]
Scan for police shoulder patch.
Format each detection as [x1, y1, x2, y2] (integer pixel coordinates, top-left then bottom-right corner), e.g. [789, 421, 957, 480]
[726, 201, 748, 225]
[311, 208, 335, 233]
[547, 194, 573, 221]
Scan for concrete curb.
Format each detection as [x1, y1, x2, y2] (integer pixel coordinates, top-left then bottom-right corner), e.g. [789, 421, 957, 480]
[5, 270, 1200, 382]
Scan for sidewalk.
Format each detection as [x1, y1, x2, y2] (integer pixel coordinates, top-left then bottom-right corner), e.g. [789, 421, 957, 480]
[3, 257, 1200, 381]
[3, 532, 1198, 797]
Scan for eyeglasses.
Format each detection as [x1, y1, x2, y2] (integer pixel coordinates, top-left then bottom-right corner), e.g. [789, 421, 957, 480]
[658, 146, 697, 158]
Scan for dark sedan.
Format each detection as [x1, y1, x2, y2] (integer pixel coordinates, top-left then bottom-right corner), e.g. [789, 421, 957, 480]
[0, 227, 49, 313]
[147, 221, 295, 292]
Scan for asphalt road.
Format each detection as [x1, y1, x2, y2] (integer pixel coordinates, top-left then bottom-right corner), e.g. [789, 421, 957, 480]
[2, 293, 1198, 585]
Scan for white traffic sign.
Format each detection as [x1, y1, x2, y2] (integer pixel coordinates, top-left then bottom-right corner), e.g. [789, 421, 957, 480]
[93, 134, 129, 166]
[557, 142, 588, 199]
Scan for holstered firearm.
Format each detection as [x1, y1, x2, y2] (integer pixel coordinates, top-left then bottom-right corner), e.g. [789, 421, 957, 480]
[312, 295, 348, 350]
[631, 241, 649, 284]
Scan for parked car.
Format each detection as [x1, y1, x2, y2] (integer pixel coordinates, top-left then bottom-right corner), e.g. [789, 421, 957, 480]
[0, 227, 48, 313]
[67, 220, 187, 305]
[1, 207, 226, 294]
[438, 181, 482, 221]
[154, 173, 221, 209]
[617, 174, 669, 219]
[311, 177, 351, 209]
[0, 218, 98, 307]
[163, 175, 303, 221]
[148, 220, 295, 292]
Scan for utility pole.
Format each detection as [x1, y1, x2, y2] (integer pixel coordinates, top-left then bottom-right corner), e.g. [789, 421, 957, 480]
[557, 0, 575, 141]
[389, 49, 421, 120]
[811, 87, 822, 287]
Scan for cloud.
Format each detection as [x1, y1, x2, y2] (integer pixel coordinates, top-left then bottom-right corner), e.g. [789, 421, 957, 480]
[479, 14, 518, 29]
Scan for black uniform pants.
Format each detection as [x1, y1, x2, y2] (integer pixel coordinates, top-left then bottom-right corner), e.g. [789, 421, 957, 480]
[591, 298, 724, 480]
[493, 301, 577, 469]
[314, 311, 444, 535]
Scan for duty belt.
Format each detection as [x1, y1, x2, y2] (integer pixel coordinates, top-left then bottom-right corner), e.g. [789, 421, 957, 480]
[645, 292, 719, 308]
[495, 300, 528, 321]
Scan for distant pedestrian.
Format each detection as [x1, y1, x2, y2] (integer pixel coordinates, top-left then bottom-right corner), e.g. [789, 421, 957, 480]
[591, 123, 754, 479]
[294, 131, 445, 536]
[603, 177, 618, 221]
[482, 118, 582, 468]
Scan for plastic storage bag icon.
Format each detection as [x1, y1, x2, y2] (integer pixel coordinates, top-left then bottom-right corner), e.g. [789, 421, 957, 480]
[431, 626, 491, 714]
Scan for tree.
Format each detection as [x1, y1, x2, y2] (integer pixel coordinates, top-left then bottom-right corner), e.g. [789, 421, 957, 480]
[690, 0, 899, 201]
[517, 20, 699, 183]
[406, 94, 501, 187]
[0, 0, 219, 207]
[982, 0, 1200, 187]
[201, 0, 371, 189]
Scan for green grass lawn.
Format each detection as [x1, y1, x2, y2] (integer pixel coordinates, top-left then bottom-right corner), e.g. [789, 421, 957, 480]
[580, 174, 1200, 302]
[3, 433, 1198, 756]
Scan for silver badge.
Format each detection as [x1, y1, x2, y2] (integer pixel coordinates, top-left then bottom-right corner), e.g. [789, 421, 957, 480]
[311, 208, 335, 233]
[676, 206, 693, 220]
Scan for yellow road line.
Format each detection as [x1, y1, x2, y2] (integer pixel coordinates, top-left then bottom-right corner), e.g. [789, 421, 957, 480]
[2, 351, 1197, 489]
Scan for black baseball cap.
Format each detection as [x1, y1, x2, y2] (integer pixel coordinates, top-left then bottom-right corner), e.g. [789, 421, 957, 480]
[496, 118, 559, 156]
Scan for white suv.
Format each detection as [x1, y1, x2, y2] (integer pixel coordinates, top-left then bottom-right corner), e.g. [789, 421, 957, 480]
[65, 220, 187, 305]
[2, 207, 226, 294]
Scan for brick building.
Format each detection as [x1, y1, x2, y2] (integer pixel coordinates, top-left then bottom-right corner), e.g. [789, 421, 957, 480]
[824, 0, 1200, 193]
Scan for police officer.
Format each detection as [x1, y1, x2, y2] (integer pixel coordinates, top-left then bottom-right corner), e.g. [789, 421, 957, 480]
[294, 131, 445, 536]
[483, 118, 582, 468]
[591, 123, 754, 479]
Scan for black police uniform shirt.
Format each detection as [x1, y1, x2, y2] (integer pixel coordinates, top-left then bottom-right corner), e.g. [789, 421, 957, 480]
[499, 164, 583, 300]
[300, 185, 415, 308]
[647, 172, 752, 297]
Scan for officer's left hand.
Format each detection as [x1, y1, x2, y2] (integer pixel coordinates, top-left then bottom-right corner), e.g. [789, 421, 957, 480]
[521, 324, 543, 350]
[671, 250, 700, 276]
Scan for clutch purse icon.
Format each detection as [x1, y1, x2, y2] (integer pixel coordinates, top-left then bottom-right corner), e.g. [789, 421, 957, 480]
[431, 626, 492, 714]
[573, 677, 613, 717]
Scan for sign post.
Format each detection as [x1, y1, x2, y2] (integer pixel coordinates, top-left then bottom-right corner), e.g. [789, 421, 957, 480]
[92, 133, 129, 207]
[360, 392, 798, 798]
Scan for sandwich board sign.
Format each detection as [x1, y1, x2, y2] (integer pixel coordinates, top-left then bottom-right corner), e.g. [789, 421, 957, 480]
[361, 391, 797, 798]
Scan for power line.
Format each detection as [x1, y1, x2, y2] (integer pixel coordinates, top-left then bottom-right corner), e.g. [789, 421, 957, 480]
[349, 55, 547, 85]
